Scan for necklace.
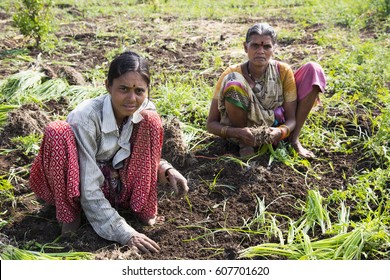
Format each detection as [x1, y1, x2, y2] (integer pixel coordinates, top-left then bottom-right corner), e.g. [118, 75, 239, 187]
[246, 62, 264, 94]
[118, 117, 129, 134]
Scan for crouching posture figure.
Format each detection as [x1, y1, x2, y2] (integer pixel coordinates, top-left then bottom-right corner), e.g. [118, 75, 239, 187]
[29, 51, 188, 254]
[207, 23, 326, 158]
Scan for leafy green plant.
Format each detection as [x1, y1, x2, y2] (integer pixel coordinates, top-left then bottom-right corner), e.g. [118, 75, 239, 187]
[153, 75, 212, 128]
[370, 0, 390, 16]
[0, 175, 16, 210]
[336, 168, 390, 217]
[13, 0, 54, 48]
[11, 134, 42, 156]
[267, 143, 318, 179]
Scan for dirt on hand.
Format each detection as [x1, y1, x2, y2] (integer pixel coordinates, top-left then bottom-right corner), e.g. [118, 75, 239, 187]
[250, 126, 273, 145]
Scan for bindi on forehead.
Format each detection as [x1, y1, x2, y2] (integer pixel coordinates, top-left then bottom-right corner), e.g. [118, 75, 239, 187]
[259, 38, 272, 45]
[249, 36, 272, 45]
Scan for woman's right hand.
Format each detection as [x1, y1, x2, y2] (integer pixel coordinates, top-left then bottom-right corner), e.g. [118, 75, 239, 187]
[127, 232, 160, 253]
[236, 127, 255, 146]
[166, 168, 189, 197]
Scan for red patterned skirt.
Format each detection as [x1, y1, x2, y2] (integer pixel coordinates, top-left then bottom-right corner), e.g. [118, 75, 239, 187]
[29, 110, 163, 223]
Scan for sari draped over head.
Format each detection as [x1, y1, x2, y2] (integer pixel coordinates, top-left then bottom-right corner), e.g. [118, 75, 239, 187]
[217, 60, 283, 127]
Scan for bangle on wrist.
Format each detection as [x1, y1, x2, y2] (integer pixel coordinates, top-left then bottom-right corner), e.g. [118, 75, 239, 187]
[278, 124, 290, 140]
[165, 167, 175, 181]
[220, 126, 229, 138]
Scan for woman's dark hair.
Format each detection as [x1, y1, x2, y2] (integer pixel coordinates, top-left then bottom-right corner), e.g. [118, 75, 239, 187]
[106, 51, 150, 88]
[245, 23, 277, 45]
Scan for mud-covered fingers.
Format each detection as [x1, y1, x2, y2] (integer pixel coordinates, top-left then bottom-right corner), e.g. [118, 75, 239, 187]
[166, 169, 179, 194]
[268, 127, 282, 142]
[138, 240, 160, 254]
[128, 233, 161, 253]
[167, 169, 189, 196]
[276, 127, 282, 140]
[239, 129, 254, 146]
[177, 177, 189, 196]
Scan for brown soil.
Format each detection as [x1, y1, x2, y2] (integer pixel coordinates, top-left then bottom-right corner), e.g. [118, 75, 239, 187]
[0, 103, 362, 260]
[0, 6, 367, 260]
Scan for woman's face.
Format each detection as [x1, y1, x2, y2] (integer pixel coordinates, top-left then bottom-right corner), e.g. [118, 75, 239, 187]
[106, 71, 148, 124]
[244, 34, 274, 67]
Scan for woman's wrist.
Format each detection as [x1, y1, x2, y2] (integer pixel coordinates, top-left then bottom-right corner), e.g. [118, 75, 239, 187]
[278, 124, 290, 140]
[158, 160, 174, 183]
[164, 167, 175, 182]
[220, 125, 230, 138]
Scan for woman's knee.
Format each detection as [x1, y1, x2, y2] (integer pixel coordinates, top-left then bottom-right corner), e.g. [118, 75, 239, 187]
[42, 121, 75, 144]
[301, 61, 323, 74]
[140, 110, 162, 127]
[225, 72, 245, 81]
[139, 110, 163, 138]
[45, 120, 72, 136]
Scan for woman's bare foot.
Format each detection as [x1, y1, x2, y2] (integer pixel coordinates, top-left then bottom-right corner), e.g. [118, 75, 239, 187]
[61, 214, 81, 236]
[291, 141, 315, 158]
[143, 215, 165, 226]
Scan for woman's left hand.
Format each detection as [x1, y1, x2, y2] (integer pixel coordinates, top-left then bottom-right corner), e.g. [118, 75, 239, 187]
[166, 168, 189, 197]
[269, 127, 282, 144]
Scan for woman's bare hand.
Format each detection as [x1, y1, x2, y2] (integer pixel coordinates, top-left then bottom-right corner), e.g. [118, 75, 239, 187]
[166, 168, 189, 197]
[237, 127, 255, 146]
[269, 127, 282, 144]
[127, 232, 160, 254]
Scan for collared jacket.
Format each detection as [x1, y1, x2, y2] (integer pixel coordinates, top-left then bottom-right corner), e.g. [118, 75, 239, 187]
[67, 94, 155, 245]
